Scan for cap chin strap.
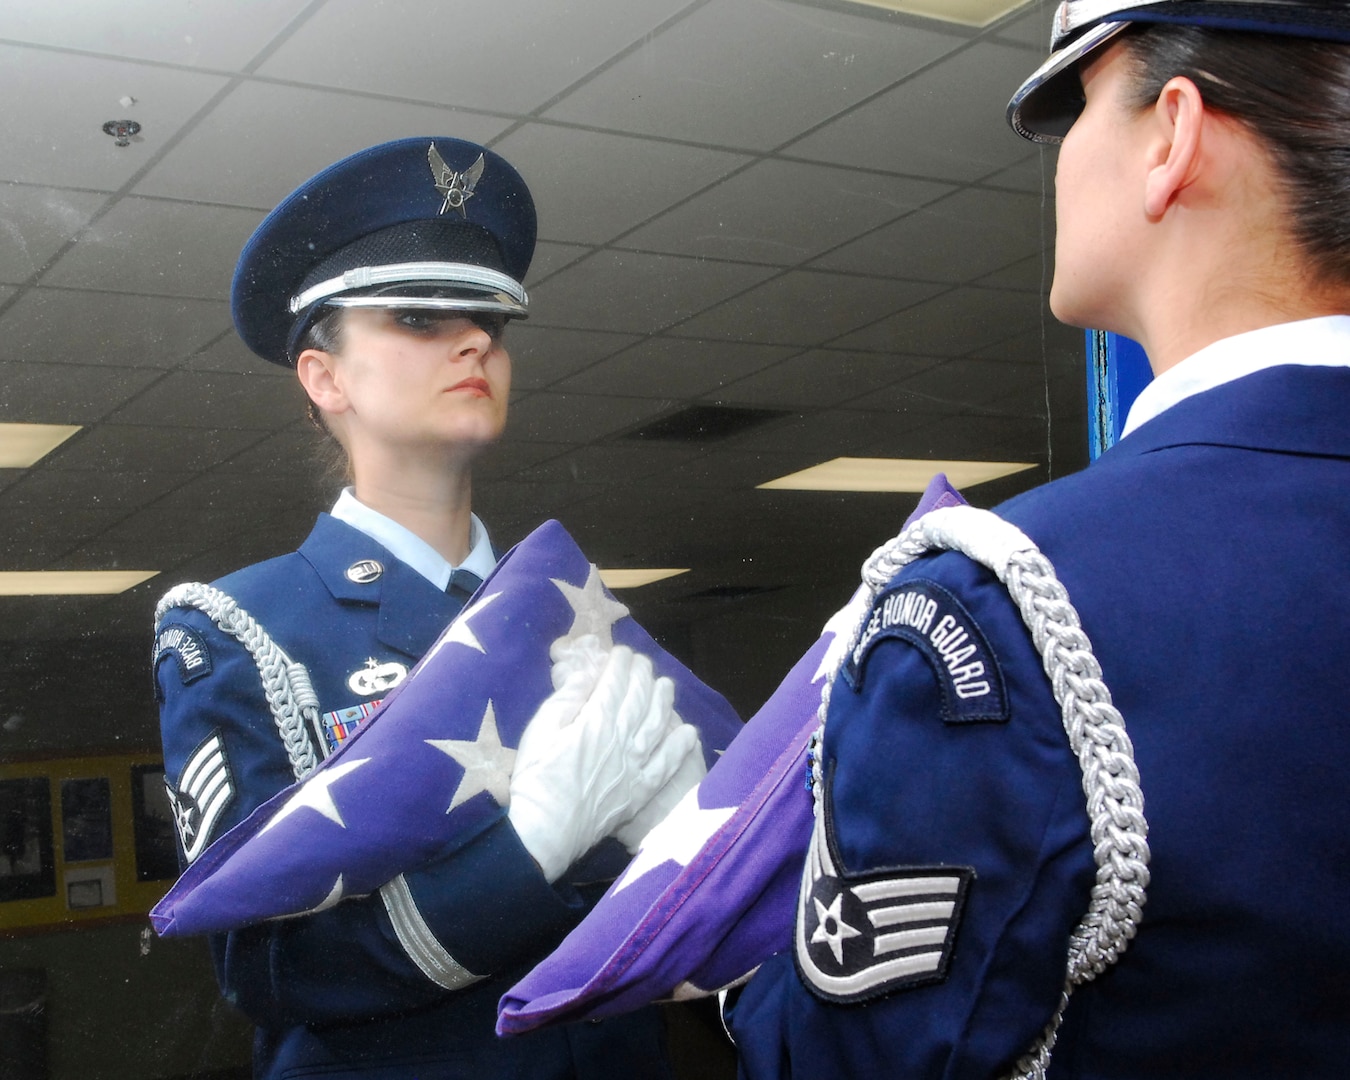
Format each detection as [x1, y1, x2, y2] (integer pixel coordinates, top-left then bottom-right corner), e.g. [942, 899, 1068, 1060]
[289, 261, 528, 315]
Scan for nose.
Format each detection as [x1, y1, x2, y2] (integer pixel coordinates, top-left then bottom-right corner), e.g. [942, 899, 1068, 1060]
[453, 321, 495, 361]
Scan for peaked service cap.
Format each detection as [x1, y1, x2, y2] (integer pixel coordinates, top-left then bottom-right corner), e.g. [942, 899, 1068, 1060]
[232, 137, 536, 366]
[1008, 0, 1350, 143]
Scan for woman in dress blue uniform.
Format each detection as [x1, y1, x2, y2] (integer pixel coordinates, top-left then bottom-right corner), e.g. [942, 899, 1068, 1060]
[726, 3, 1350, 1077]
[155, 138, 693, 1079]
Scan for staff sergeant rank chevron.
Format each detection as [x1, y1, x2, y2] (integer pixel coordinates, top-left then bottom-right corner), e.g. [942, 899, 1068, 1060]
[842, 579, 1008, 724]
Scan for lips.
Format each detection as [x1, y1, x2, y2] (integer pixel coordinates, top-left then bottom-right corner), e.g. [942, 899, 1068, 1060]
[447, 377, 491, 398]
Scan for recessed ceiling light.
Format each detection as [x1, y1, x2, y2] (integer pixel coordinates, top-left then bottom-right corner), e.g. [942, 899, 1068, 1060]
[599, 568, 690, 590]
[0, 423, 82, 468]
[758, 457, 1036, 492]
[843, 0, 1031, 27]
[0, 570, 160, 596]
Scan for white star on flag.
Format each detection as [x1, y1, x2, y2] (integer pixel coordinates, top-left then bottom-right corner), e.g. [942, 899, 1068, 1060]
[614, 786, 735, 893]
[427, 701, 516, 812]
[811, 891, 862, 964]
[553, 567, 629, 647]
[258, 758, 370, 835]
[422, 590, 501, 664]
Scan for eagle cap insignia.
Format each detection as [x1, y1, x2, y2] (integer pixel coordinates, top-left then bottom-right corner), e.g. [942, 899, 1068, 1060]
[428, 143, 485, 219]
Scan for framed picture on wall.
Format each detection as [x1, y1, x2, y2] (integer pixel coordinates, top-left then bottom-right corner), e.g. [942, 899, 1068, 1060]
[0, 777, 56, 903]
[60, 777, 113, 863]
[130, 764, 179, 882]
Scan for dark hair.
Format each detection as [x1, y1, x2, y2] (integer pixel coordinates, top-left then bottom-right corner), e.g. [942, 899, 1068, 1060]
[1121, 25, 1350, 285]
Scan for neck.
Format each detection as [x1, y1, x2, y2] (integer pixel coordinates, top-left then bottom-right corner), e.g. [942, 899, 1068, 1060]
[349, 447, 476, 565]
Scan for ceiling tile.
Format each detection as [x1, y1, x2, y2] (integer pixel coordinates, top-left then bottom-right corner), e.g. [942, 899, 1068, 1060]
[812, 186, 1049, 281]
[715, 348, 940, 409]
[0, 0, 315, 69]
[529, 251, 777, 334]
[0, 288, 231, 368]
[0, 185, 108, 283]
[518, 443, 704, 486]
[833, 285, 1047, 356]
[40, 197, 264, 299]
[492, 125, 749, 245]
[982, 145, 1056, 192]
[543, 0, 963, 149]
[505, 391, 673, 444]
[622, 160, 953, 265]
[0, 359, 163, 423]
[0, 467, 188, 510]
[506, 325, 642, 390]
[134, 82, 514, 208]
[255, 0, 689, 114]
[0, 504, 122, 567]
[45, 424, 268, 472]
[0, 44, 229, 188]
[785, 41, 1039, 182]
[728, 406, 954, 457]
[990, 1, 1054, 48]
[673, 270, 943, 346]
[527, 241, 594, 285]
[866, 356, 1047, 409]
[106, 369, 308, 429]
[473, 439, 571, 483]
[180, 328, 292, 375]
[975, 253, 1051, 292]
[556, 338, 796, 399]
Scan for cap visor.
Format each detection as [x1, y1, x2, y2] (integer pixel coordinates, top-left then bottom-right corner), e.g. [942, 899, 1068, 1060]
[1007, 20, 1130, 142]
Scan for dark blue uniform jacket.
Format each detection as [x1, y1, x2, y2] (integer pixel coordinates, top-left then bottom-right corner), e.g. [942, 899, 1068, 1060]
[728, 365, 1350, 1078]
[156, 514, 671, 1080]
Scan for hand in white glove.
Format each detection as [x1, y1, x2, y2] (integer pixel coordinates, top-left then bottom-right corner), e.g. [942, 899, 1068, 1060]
[508, 637, 698, 883]
[613, 724, 707, 852]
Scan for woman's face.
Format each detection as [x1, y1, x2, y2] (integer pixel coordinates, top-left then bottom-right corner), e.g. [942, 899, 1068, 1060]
[1050, 42, 1149, 332]
[324, 308, 512, 457]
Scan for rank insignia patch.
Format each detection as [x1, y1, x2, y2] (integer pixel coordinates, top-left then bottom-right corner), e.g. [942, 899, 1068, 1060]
[795, 792, 973, 1004]
[167, 730, 234, 864]
[322, 700, 383, 754]
[842, 577, 1008, 724]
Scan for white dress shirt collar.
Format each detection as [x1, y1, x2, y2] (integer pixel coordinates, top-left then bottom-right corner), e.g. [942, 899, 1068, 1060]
[1121, 315, 1350, 439]
[330, 488, 496, 590]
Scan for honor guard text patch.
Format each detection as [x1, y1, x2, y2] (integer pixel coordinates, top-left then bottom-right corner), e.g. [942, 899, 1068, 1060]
[167, 730, 235, 863]
[842, 578, 1008, 724]
[154, 623, 212, 688]
[795, 793, 974, 1004]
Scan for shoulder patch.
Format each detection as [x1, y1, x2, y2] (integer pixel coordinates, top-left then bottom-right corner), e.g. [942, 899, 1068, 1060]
[842, 577, 1009, 724]
[154, 622, 213, 687]
[795, 783, 974, 1004]
[167, 729, 234, 863]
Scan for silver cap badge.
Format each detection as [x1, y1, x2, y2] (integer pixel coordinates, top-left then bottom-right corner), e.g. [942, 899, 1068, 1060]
[428, 143, 485, 219]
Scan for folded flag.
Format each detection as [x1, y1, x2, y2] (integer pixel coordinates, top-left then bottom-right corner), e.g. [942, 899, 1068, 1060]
[497, 473, 967, 1034]
[151, 519, 744, 937]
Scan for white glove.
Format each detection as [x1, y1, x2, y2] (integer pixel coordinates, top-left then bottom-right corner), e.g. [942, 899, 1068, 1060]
[613, 724, 707, 852]
[508, 637, 698, 883]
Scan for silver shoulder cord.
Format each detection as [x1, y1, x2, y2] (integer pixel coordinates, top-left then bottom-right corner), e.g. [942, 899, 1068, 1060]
[156, 582, 481, 991]
[156, 582, 324, 782]
[808, 505, 1151, 1079]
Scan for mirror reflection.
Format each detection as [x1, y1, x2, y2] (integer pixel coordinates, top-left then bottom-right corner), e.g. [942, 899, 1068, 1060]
[0, 1, 1079, 1076]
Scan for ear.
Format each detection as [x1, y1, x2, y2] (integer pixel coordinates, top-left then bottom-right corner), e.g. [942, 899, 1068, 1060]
[295, 348, 349, 416]
[1143, 75, 1206, 218]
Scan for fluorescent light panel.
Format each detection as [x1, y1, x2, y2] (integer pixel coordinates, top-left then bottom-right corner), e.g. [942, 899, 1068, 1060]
[758, 457, 1036, 492]
[0, 423, 81, 467]
[599, 568, 690, 590]
[0, 571, 160, 596]
[843, 0, 1030, 27]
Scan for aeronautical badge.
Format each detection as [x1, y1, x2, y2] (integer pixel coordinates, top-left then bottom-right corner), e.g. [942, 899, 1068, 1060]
[842, 577, 1008, 724]
[795, 792, 973, 1003]
[321, 700, 383, 753]
[428, 142, 484, 219]
[347, 658, 408, 697]
[166, 730, 234, 864]
[154, 622, 212, 689]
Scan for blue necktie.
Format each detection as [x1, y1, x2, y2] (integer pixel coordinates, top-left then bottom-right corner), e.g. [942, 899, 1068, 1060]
[446, 568, 482, 603]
